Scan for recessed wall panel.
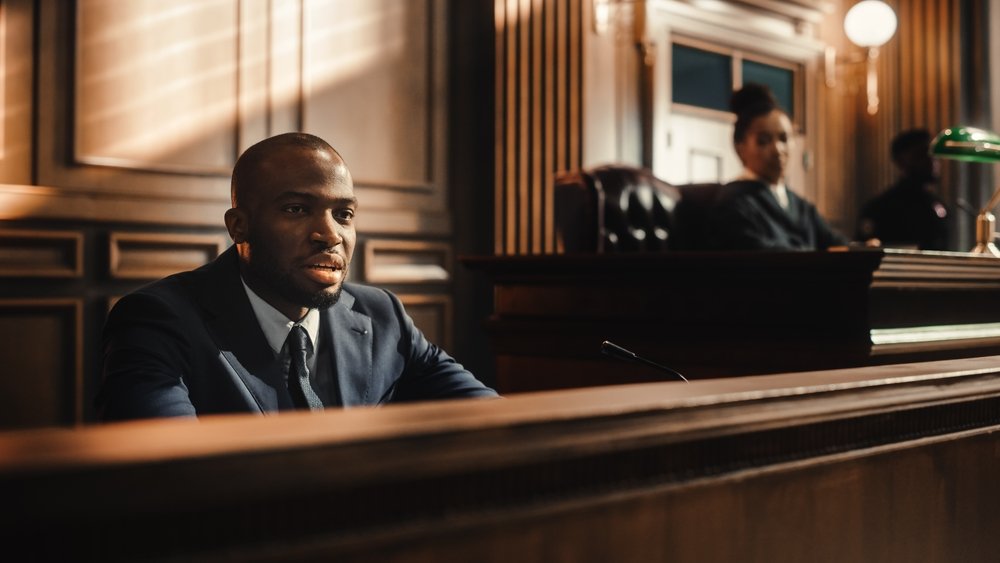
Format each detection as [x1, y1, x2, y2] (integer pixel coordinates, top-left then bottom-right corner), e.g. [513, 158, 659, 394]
[0, 299, 82, 429]
[398, 294, 452, 352]
[303, 0, 435, 189]
[75, 0, 239, 174]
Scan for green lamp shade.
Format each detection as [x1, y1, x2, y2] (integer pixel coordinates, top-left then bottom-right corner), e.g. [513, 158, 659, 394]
[931, 126, 1000, 163]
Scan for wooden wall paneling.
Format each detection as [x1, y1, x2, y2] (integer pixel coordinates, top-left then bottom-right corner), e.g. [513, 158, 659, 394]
[237, 0, 270, 151]
[568, 0, 581, 174]
[0, 0, 34, 185]
[544, 0, 556, 253]
[108, 232, 228, 280]
[495, 0, 507, 254]
[362, 239, 451, 284]
[301, 0, 451, 236]
[268, 0, 303, 135]
[396, 294, 453, 352]
[531, 0, 543, 254]
[73, 0, 239, 175]
[495, 0, 583, 255]
[504, 0, 517, 253]
[0, 299, 82, 429]
[518, 0, 530, 254]
[0, 229, 83, 278]
[555, 0, 567, 184]
[30, 1, 239, 226]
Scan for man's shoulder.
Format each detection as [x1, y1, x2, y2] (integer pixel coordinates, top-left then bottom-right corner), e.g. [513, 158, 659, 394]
[114, 252, 230, 314]
[341, 282, 396, 310]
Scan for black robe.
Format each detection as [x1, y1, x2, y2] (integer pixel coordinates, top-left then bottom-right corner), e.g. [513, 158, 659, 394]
[709, 180, 848, 250]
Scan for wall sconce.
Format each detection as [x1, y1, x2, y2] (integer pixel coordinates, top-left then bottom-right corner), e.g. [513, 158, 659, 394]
[825, 0, 898, 115]
[592, 0, 637, 36]
[931, 126, 1000, 256]
[593, 0, 612, 35]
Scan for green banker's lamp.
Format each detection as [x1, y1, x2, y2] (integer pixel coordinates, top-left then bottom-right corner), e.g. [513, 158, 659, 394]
[931, 126, 1000, 256]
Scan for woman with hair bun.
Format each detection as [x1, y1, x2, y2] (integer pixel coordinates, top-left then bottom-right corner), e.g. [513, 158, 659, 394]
[709, 83, 847, 250]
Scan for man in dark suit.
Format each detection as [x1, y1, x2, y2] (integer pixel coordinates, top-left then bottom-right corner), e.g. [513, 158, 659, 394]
[856, 129, 949, 250]
[98, 133, 496, 420]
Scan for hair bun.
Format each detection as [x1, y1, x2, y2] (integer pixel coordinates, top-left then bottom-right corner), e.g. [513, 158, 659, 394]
[729, 83, 777, 115]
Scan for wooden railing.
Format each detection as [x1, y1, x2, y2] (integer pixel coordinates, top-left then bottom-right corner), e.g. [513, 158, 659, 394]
[4, 355, 1000, 561]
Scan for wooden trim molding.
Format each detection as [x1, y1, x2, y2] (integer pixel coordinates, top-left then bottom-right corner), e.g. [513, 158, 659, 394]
[0, 298, 83, 427]
[0, 229, 83, 278]
[363, 239, 452, 284]
[108, 232, 228, 280]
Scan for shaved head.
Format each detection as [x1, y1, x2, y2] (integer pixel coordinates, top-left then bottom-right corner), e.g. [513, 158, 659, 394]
[231, 132, 348, 208]
[224, 132, 357, 320]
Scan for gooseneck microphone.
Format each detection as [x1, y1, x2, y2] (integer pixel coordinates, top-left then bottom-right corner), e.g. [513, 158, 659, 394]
[600, 341, 689, 382]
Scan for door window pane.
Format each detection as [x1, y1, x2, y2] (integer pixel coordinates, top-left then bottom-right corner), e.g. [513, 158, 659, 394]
[671, 44, 731, 112]
[741, 59, 794, 116]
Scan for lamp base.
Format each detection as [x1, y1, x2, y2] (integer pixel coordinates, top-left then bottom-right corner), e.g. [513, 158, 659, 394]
[970, 211, 1000, 257]
[970, 242, 1000, 257]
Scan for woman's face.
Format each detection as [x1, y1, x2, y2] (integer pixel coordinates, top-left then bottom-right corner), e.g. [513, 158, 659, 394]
[735, 109, 792, 184]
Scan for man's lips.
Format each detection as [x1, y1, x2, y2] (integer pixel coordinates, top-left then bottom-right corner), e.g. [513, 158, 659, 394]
[300, 255, 347, 286]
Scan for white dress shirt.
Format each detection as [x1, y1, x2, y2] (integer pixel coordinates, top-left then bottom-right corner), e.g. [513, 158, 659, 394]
[241, 279, 321, 376]
[735, 167, 789, 210]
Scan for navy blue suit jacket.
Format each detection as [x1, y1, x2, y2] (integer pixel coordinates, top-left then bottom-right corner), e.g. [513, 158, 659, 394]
[98, 246, 496, 420]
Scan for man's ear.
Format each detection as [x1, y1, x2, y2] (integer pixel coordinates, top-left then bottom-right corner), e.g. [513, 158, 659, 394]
[224, 208, 249, 244]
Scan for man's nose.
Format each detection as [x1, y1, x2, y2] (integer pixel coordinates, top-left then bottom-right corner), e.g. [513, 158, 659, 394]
[311, 212, 343, 246]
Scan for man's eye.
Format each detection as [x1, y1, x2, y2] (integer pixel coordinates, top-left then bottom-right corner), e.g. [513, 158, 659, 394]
[335, 209, 356, 223]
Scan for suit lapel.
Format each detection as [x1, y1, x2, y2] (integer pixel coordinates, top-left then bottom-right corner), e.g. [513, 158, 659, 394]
[195, 247, 292, 412]
[752, 185, 809, 242]
[321, 290, 373, 406]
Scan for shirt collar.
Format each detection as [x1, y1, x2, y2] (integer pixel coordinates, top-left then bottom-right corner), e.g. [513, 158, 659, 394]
[240, 278, 320, 355]
[736, 167, 789, 209]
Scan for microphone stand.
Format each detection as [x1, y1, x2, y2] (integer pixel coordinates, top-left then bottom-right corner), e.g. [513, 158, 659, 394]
[600, 341, 689, 382]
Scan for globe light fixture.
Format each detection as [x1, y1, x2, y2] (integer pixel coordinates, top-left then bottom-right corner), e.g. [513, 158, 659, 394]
[826, 1, 898, 115]
[844, 0, 898, 48]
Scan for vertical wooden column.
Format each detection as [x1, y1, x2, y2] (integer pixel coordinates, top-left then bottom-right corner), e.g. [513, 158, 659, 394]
[495, 0, 583, 255]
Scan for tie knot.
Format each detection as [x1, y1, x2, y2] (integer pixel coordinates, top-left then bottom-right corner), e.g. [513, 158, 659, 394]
[287, 324, 310, 354]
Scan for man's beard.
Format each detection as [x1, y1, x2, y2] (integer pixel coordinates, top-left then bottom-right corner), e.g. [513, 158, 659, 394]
[245, 233, 345, 310]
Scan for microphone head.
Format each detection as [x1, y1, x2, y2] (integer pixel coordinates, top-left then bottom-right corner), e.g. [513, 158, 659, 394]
[600, 340, 636, 361]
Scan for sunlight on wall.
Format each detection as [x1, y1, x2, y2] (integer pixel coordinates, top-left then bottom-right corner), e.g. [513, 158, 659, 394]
[75, 0, 238, 173]
[303, 0, 426, 186]
[73, 0, 422, 181]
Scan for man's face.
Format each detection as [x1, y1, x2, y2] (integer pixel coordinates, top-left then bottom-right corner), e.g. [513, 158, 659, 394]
[899, 144, 938, 183]
[736, 109, 792, 185]
[230, 146, 357, 321]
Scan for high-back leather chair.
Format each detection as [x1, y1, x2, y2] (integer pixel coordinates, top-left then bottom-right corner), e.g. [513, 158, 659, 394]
[555, 164, 721, 253]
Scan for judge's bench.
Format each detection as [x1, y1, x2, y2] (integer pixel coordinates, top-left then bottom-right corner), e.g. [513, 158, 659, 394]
[464, 249, 1000, 393]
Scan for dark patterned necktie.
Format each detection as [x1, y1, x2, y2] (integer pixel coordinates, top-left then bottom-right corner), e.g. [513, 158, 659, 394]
[285, 325, 323, 410]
